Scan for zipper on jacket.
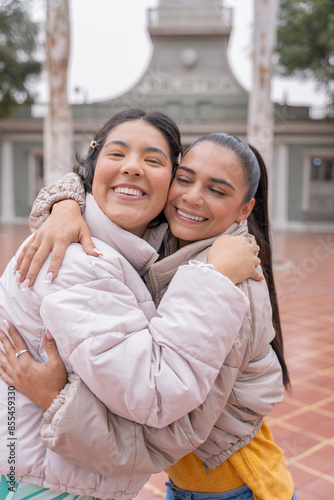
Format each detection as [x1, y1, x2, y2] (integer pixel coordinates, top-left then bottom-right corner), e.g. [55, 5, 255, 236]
[202, 462, 210, 478]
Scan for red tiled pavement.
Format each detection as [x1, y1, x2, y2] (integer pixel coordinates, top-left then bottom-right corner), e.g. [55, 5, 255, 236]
[1, 226, 334, 499]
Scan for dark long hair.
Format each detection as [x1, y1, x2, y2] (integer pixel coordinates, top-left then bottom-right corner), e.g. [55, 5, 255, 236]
[74, 108, 182, 226]
[186, 133, 290, 388]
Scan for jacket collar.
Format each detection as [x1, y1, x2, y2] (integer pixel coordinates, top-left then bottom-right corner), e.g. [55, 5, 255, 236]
[149, 221, 250, 293]
[142, 223, 171, 256]
[83, 194, 163, 275]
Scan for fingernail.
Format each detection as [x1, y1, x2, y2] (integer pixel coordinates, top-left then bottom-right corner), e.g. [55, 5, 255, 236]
[93, 248, 103, 255]
[45, 272, 54, 283]
[13, 262, 17, 272]
[45, 329, 53, 340]
[3, 320, 9, 331]
[21, 279, 30, 292]
[15, 272, 22, 285]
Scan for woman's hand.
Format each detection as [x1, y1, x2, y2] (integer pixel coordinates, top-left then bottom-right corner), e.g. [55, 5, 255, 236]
[207, 235, 263, 285]
[0, 321, 67, 410]
[16, 199, 101, 287]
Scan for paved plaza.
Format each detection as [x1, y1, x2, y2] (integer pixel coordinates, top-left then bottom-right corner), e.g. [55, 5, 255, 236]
[0, 225, 333, 499]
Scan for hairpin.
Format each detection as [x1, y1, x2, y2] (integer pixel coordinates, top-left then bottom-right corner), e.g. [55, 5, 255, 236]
[90, 140, 98, 149]
[177, 153, 182, 165]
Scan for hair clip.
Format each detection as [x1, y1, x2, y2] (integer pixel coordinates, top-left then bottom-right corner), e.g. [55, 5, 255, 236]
[177, 153, 182, 165]
[90, 140, 98, 149]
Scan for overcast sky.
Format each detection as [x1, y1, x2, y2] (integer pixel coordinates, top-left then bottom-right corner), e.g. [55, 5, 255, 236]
[32, 0, 328, 109]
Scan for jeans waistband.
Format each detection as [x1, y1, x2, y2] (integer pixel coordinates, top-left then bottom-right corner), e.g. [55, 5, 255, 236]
[166, 481, 254, 500]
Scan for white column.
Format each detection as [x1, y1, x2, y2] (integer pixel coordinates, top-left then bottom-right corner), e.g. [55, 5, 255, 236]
[44, 0, 73, 186]
[1, 139, 15, 222]
[273, 143, 288, 230]
[247, 0, 279, 210]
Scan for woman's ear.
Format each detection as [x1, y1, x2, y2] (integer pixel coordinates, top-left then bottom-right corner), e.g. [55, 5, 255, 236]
[236, 198, 255, 224]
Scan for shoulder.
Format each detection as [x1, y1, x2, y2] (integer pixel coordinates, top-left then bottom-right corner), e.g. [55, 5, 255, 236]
[34, 238, 131, 297]
[239, 271, 272, 314]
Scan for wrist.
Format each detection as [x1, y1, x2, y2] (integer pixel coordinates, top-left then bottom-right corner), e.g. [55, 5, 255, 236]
[42, 390, 62, 411]
[216, 267, 238, 285]
[51, 199, 81, 214]
[207, 260, 237, 284]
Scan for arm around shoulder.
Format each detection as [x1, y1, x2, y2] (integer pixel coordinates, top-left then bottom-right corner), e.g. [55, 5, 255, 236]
[30, 172, 86, 231]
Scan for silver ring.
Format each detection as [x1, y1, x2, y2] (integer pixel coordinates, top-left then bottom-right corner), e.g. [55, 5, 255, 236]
[15, 349, 29, 359]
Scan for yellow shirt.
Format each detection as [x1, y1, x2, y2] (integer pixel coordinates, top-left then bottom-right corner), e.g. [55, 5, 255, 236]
[166, 422, 294, 500]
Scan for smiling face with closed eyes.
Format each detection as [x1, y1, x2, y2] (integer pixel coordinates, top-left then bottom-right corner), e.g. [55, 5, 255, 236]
[164, 140, 255, 247]
[92, 120, 173, 237]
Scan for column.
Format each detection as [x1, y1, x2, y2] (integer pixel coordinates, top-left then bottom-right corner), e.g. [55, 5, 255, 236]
[273, 143, 289, 230]
[1, 139, 15, 222]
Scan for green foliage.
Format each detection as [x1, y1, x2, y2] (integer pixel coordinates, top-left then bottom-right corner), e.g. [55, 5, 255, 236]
[0, 0, 42, 117]
[276, 0, 334, 102]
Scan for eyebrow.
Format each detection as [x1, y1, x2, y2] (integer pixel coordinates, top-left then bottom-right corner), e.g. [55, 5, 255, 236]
[104, 140, 126, 149]
[143, 146, 168, 159]
[177, 166, 236, 191]
[104, 141, 168, 160]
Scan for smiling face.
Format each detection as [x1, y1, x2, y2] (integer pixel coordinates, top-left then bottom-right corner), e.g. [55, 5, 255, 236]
[164, 140, 255, 247]
[92, 120, 173, 237]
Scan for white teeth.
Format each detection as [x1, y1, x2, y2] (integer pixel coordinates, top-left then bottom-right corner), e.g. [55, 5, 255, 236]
[114, 187, 144, 197]
[177, 209, 205, 221]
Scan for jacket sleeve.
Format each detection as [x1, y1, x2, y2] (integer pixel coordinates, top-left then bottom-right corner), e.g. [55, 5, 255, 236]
[29, 173, 86, 231]
[40, 370, 233, 475]
[40, 261, 249, 428]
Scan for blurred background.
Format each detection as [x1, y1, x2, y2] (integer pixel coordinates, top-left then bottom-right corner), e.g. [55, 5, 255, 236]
[0, 0, 333, 230]
[30, 0, 330, 108]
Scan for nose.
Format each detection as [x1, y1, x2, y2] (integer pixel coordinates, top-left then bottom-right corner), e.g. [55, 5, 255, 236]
[182, 185, 204, 208]
[120, 157, 144, 178]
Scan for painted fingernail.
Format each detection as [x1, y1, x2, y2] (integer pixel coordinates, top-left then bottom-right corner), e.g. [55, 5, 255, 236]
[13, 262, 17, 272]
[21, 279, 30, 292]
[15, 272, 22, 285]
[93, 248, 103, 255]
[45, 272, 54, 283]
[3, 320, 9, 331]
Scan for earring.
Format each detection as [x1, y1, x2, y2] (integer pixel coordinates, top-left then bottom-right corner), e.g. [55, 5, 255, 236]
[239, 221, 244, 226]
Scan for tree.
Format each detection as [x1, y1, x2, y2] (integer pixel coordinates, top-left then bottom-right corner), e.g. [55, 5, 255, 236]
[247, 0, 279, 212]
[276, 0, 334, 102]
[44, 0, 73, 185]
[0, 0, 42, 117]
